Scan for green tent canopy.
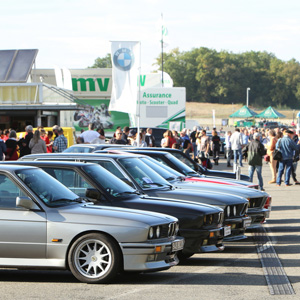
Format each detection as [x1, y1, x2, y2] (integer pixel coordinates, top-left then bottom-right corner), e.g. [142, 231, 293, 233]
[229, 105, 258, 118]
[255, 106, 286, 119]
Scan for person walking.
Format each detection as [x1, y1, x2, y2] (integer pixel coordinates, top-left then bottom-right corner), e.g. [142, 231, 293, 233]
[211, 129, 221, 165]
[230, 128, 243, 168]
[29, 130, 47, 154]
[5, 130, 19, 160]
[266, 129, 278, 184]
[197, 129, 210, 158]
[145, 128, 156, 147]
[243, 132, 266, 191]
[53, 128, 68, 152]
[190, 126, 198, 159]
[276, 129, 300, 186]
[224, 131, 233, 167]
[291, 130, 300, 185]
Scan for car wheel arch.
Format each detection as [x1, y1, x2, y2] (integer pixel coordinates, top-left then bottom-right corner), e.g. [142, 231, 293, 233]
[65, 230, 124, 271]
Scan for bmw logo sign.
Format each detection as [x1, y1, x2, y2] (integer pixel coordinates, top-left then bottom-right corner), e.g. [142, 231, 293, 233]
[113, 48, 134, 71]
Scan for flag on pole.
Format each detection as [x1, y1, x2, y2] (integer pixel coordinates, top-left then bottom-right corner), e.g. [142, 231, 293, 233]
[109, 41, 140, 115]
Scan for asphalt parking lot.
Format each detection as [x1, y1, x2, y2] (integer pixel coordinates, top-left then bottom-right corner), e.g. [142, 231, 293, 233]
[0, 157, 299, 300]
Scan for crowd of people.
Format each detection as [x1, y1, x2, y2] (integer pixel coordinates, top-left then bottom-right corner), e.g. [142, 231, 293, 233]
[225, 126, 300, 190]
[1, 122, 299, 191]
[0, 125, 68, 161]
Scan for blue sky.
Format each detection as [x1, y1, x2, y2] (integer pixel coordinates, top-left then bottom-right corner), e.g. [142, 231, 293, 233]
[1, 0, 300, 72]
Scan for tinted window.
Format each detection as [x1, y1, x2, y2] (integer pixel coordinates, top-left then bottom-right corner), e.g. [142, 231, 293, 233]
[83, 164, 136, 198]
[42, 168, 94, 197]
[118, 158, 170, 190]
[16, 168, 79, 206]
[0, 174, 27, 208]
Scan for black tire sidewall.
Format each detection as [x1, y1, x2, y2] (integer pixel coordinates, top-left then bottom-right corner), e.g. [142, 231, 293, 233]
[68, 233, 121, 284]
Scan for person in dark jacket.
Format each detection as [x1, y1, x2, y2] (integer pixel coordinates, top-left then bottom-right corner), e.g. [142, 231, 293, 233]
[276, 129, 300, 186]
[0, 137, 7, 161]
[18, 125, 33, 157]
[145, 128, 156, 147]
[243, 132, 266, 191]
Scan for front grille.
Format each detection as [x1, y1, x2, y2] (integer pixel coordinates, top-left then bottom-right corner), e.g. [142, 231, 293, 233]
[224, 203, 248, 218]
[249, 197, 265, 209]
[203, 212, 223, 226]
[161, 222, 178, 237]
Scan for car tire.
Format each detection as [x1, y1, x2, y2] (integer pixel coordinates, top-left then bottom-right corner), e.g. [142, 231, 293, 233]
[68, 233, 122, 283]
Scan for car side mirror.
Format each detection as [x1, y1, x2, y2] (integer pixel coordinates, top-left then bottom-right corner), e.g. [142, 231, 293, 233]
[16, 196, 40, 210]
[85, 188, 105, 201]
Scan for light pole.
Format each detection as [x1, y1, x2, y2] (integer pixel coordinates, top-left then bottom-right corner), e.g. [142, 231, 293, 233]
[246, 87, 250, 107]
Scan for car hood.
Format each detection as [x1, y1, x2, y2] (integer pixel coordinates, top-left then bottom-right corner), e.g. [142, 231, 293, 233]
[145, 188, 248, 207]
[49, 203, 178, 227]
[173, 180, 269, 199]
[186, 175, 257, 187]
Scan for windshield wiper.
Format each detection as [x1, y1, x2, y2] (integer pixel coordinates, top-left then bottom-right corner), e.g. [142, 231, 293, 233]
[118, 191, 141, 195]
[51, 198, 84, 204]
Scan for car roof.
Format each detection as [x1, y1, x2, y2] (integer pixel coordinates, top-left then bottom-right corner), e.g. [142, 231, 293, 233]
[0, 164, 38, 171]
[1, 161, 95, 167]
[21, 152, 145, 160]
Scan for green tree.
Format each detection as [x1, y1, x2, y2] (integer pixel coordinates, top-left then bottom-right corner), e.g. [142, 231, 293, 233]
[89, 54, 112, 68]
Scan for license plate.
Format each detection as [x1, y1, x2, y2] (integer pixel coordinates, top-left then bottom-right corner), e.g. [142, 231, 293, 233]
[224, 225, 231, 236]
[243, 219, 252, 228]
[172, 239, 184, 251]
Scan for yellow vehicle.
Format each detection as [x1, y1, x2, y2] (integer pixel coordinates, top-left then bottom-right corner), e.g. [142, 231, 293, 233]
[16, 127, 76, 148]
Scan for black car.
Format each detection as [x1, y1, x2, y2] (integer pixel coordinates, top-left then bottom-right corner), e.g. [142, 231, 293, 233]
[104, 147, 251, 182]
[11, 160, 224, 259]
[20, 154, 254, 244]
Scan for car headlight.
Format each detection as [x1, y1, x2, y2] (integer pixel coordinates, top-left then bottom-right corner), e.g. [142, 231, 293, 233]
[227, 206, 231, 216]
[156, 226, 161, 238]
[149, 227, 154, 239]
[233, 206, 237, 216]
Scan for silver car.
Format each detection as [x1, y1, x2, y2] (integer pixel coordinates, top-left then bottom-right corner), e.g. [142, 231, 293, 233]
[0, 165, 183, 283]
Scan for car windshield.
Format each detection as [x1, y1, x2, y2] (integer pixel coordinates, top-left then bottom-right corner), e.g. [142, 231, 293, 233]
[63, 146, 94, 153]
[170, 151, 197, 170]
[82, 164, 137, 198]
[15, 168, 79, 206]
[118, 157, 171, 190]
[165, 153, 199, 176]
[140, 157, 177, 181]
[143, 156, 184, 177]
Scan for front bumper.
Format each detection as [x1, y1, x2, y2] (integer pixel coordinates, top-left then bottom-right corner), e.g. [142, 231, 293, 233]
[180, 227, 224, 254]
[247, 208, 269, 228]
[121, 236, 184, 272]
[223, 216, 251, 241]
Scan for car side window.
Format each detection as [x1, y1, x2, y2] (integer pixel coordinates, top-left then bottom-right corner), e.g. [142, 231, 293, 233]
[42, 168, 93, 197]
[0, 174, 27, 208]
[93, 161, 125, 178]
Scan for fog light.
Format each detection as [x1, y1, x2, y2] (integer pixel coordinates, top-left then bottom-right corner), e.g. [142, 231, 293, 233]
[147, 255, 155, 262]
[202, 239, 208, 245]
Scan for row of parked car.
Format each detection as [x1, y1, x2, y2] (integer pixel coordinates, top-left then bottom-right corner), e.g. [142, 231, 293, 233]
[0, 145, 271, 284]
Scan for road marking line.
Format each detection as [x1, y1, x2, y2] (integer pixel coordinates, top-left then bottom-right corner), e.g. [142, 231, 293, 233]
[252, 226, 295, 295]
